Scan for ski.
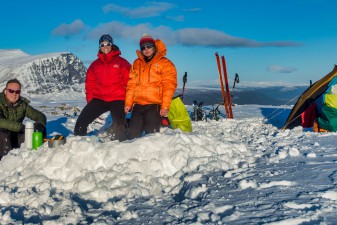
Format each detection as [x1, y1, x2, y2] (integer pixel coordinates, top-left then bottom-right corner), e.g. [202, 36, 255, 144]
[221, 56, 233, 119]
[215, 53, 230, 118]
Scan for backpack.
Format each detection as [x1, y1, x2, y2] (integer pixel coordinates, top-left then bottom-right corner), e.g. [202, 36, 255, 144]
[168, 97, 192, 132]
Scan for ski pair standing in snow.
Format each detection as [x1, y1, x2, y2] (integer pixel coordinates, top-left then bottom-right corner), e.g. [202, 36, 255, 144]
[74, 34, 131, 141]
[0, 79, 47, 160]
[124, 34, 177, 139]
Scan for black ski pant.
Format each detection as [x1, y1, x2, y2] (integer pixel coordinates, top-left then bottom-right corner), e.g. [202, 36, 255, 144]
[0, 129, 24, 160]
[74, 99, 127, 141]
[128, 104, 161, 140]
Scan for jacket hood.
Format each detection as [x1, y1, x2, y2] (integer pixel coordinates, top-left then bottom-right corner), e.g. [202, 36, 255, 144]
[97, 49, 122, 63]
[136, 39, 167, 62]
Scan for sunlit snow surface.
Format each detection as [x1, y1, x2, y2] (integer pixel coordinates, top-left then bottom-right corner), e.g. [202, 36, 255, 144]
[1, 102, 337, 224]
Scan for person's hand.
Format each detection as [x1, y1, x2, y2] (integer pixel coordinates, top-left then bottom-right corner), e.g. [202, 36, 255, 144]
[34, 123, 45, 133]
[160, 109, 168, 117]
[124, 106, 132, 114]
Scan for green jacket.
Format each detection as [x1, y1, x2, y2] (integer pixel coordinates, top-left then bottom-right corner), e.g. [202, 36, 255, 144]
[0, 92, 47, 132]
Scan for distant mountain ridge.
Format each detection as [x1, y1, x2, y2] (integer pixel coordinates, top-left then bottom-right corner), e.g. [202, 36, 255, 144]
[175, 85, 307, 106]
[0, 49, 307, 105]
[0, 49, 86, 100]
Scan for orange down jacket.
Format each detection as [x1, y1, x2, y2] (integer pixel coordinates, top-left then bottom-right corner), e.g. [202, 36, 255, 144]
[125, 39, 177, 110]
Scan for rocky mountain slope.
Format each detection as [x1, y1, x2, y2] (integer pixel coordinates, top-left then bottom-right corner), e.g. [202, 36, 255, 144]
[0, 49, 86, 100]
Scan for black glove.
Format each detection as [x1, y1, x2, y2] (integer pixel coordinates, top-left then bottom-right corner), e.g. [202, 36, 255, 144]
[20, 125, 25, 133]
[34, 123, 45, 133]
[34, 123, 47, 138]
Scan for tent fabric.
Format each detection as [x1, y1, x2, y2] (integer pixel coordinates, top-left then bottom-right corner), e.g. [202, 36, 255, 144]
[168, 97, 192, 132]
[324, 76, 337, 94]
[283, 65, 337, 130]
[324, 93, 337, 109]
[313, 120, 329, 132]
[317, 104, 337, 131]
[300, 102, 317, 128]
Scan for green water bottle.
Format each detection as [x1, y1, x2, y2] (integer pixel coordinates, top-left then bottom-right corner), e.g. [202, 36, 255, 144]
[32, 131, 43, 150]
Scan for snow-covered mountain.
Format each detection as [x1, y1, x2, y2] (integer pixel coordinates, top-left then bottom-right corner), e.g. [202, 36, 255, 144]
[0, 49, 86, 100]
[0, 49, 308, 105]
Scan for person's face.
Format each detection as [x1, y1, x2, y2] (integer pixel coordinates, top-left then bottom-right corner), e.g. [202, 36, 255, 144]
[100, 41, 112, 54]
[4, 83, 21, 104]
[141, 43, 155, 58]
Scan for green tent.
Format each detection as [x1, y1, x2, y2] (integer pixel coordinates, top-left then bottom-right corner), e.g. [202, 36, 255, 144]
[283, 65, 337, 130]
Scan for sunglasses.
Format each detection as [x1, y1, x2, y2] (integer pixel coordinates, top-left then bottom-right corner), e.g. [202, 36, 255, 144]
[7, 88, 21, 94]
[141, 44, 154, 51]
[100, 43, 112, 47]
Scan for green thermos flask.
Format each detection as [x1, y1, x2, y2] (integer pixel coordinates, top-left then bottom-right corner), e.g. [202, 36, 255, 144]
[32, 131, 43, 150]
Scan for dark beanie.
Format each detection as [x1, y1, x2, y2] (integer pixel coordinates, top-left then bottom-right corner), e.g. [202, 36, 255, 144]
[139, 34, 155, 47]
[99, 34, 113, 44]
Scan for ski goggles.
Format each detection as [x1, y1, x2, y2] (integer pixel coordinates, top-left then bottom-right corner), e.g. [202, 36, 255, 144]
[6, 88, 21, 94]
[100, 43, 112, 47]
[141, 43, 155, 51]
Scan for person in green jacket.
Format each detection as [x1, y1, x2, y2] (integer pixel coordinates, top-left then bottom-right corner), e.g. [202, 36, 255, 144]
[0, 79, 47, 160]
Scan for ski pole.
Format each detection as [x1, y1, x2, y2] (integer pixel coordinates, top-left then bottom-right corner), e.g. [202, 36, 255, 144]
[181, 72, 187, 100]
[231, 73, 239, 105]
[232, 73, 239, 91]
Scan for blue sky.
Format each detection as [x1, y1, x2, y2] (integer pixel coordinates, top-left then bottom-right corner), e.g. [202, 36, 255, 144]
[1, 0, 337, 86]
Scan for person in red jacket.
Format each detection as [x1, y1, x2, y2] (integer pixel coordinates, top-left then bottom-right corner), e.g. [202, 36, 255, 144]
[74, 34, 131, 141]
[125, 34, 177, 139]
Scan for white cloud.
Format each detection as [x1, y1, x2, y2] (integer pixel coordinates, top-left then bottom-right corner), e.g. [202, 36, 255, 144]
[86, 22, 152, 41]
[267, 65, 297, 73]
[86, 22, 300, 48]
[52, 19, 85, 36]
[175, 28, 300, 47]
[102, 2, 176, 18]
[183, 8, 202, 12]
[87, 22, 174, 44]
[165, 15, 184, 22]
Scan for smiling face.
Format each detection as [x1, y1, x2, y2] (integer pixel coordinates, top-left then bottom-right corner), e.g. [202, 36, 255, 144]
[4, 82, 21, 104]
[100, 41, 112, 54]
[141, 43, 156, 58]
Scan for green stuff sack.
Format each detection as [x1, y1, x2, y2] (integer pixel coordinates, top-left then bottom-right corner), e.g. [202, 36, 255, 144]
[168, 97, 192, 132]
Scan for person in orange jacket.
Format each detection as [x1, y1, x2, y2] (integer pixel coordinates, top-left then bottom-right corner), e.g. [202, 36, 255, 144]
[125, 34, 177, 139]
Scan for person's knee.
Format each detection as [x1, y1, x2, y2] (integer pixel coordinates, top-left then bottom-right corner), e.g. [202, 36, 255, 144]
[0, 130, 13, 158]
[74, 107, 99, 136]
[0, 144, 13, 158]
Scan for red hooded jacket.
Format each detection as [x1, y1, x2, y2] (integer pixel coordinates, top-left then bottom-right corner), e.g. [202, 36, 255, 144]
[85, 49, 131, 103]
